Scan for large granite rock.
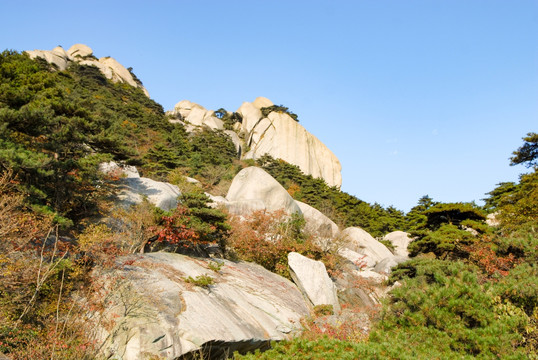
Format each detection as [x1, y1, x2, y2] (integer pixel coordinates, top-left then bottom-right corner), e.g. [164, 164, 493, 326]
[383, 231, 413, 257]
[24, 44, 149, 96]
[236, 97, 342, 188]
[67, 43, 93, 58]
[92, 253, 309, 360]
[117, 177, 180, 212]
[295, 201, 339, 249]
[288, 252, 340, 313]
[225, 167, 301, 215]
[25, 46, 71, 70]
[341, 227, 394, 268]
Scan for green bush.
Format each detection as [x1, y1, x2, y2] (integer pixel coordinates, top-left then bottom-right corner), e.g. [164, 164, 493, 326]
[184, 275, 215, 288]
[260, 105, 299, 122]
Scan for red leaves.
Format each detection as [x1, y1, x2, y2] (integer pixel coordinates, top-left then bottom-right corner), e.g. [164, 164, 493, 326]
[465, 240, 519, 278]
[154, 205, 201, 246]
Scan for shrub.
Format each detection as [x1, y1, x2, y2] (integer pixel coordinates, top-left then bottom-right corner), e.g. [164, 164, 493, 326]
[376, 259, 531, 359]
[227, 210, 338, 279]
[184, 275, 215, 288]
[260, 105, 299, 122]
[147, 190, 230, 256]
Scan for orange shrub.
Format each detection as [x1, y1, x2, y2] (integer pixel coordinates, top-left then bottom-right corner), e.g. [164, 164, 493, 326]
[227, 210, 339, 278]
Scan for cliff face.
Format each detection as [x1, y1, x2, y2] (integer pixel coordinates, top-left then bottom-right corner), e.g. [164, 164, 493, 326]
[233, 97, 342, 187]
[173, 96, 343, 188]
[238, 98, 342, 188]
[25, 44, 149, 96]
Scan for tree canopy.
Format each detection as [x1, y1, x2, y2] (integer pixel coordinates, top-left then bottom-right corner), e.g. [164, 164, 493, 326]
[511, 132, 538, 168]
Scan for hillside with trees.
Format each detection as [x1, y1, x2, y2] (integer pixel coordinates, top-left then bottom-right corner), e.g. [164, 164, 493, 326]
[0, 49, 536, 359]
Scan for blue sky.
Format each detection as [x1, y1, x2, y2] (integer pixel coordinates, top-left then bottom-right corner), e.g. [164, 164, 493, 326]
[1, 0, 537, 212]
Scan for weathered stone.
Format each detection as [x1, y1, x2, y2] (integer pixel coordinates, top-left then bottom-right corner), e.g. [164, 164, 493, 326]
[67, 43, 93, 58]
[242, 110, 342, 187]
[486, 212, 500, 227]
[51, 46, 70, 59]
[295, 201, 339, 238]
[383, 231, 413, 257]
[100, 161, 179, 211]
[79, 59, 114, 78]
[224, 130, 242, 156]
[353, 269, 388, 283]
[341, 227, 394, 268]
[117, 177, 180, 211]
[224, 199, 266, 215]
[93, 253, 309, 360]
[99, 161, 139, 178]
[237, 100, 264, 135]
[338, 247, 370, 268]
[170, 101, 224, 130]
[25, 44, 149, 96]
[226, 167, 301, 215]
[295, 201, 339, 250]
[373, 256, 408, 274]
[25, 49, 69, 70]
[252, 96, 274, 109]
[99, 57, 139, 87]
[288, 252, 340, 312]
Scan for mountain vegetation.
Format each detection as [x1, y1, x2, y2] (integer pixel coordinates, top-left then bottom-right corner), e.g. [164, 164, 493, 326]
[236, 137, 538, 359]
[0, 49, 536, 359]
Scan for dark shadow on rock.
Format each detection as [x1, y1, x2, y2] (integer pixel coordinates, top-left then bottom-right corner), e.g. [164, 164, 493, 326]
[177, 339, 272, 360]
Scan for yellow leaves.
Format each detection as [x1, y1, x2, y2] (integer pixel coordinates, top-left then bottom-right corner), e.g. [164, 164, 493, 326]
[121, 119, 137, 128]
[78, 223, 115, 253]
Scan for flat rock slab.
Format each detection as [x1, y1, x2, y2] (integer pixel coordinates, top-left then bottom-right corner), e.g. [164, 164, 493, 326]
[93, 253, 309, 360]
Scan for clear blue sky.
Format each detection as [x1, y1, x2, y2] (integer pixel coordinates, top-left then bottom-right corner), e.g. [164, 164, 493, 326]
[2, 0, 537, 212]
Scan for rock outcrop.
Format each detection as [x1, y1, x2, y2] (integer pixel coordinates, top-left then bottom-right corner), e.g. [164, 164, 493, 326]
[373, 256, 409, 274]
[383, 231, 413, 257]
[340, 227, 394, 268]
[225, 167, 301, 215]
[168, 100, 224, 131]
[99, 162, 180, 211]
[25, 44, 149, 96]
[295, 200, 339, 249]
[237, 98, 342, 188]
[288, 252, 340, 313]
[92, 253, 309, 360]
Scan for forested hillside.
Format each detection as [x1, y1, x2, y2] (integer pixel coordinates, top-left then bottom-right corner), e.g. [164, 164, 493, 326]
[0, 50, 536, 359]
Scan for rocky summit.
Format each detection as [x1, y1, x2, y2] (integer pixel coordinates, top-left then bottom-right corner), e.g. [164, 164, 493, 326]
[25, 44, 150, 96]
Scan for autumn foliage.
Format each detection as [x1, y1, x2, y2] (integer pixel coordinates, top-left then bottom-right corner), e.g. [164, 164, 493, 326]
[227, 209, 339, 278]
